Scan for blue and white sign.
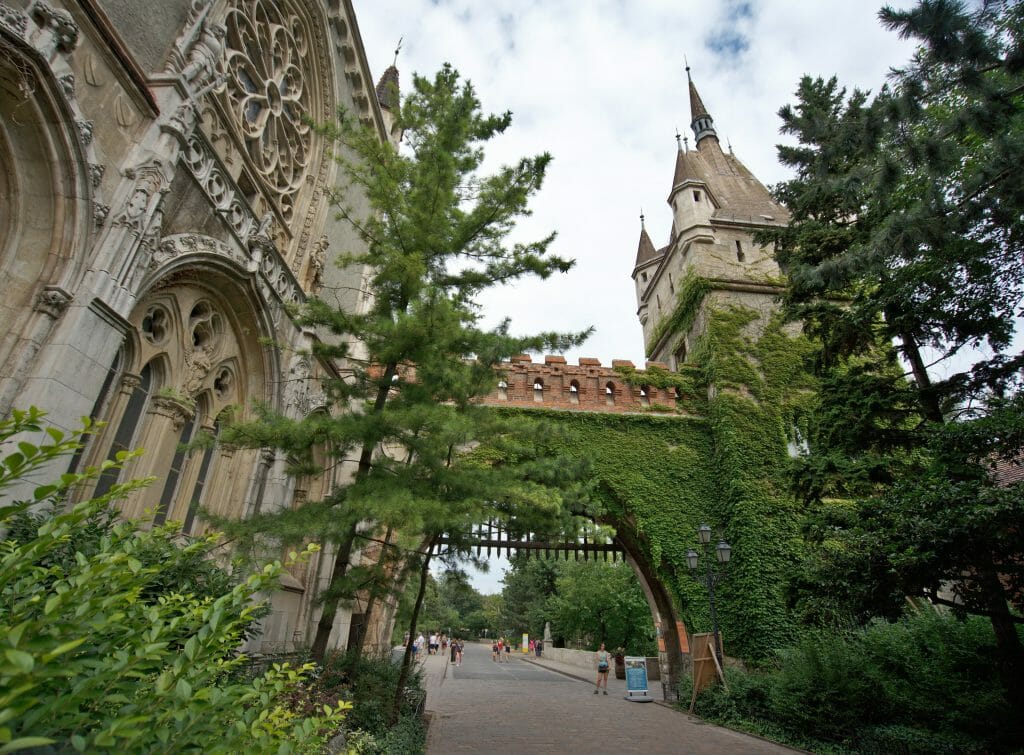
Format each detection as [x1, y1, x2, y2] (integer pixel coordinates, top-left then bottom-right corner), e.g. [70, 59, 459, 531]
[624, 656, 653, 702]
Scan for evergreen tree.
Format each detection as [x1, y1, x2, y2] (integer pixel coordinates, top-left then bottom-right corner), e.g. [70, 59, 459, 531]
[216, 65, 589, 673]
[761, 0, 1024, 709]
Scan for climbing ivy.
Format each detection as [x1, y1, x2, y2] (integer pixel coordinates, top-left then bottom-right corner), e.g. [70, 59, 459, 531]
[645, 271, 712, 356]
[486, 279, 817, 662]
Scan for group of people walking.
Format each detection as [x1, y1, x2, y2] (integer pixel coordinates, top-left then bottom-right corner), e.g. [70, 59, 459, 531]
[409, 632, 465, 666]
[491, 637, 514, 662]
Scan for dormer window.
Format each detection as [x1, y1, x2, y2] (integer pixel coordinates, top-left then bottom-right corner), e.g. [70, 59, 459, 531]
[641, 271, 648, 283]
[693, 190, 702, 202]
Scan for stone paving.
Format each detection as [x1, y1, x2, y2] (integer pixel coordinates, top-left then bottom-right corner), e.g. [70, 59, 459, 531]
[419, 642, 798, 754]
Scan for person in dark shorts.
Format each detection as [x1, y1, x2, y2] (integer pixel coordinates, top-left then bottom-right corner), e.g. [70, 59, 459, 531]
[594, 643, 612, 694]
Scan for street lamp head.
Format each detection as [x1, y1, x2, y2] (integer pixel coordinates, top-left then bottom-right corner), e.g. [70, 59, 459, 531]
[686, 549, 699, 571]
[716, 540, 732, 564]
[698, 523, 712, 544]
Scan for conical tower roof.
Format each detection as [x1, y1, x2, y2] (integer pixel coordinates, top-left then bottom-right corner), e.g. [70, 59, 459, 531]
[635, 217, 659, 268]
[375, 65, 400, 111]
[686, 66, 718, 146]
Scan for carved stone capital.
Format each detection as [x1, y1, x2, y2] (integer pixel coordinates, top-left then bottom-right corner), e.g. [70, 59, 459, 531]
[33, 285, 71, 318]
[150, 394, 195, 431]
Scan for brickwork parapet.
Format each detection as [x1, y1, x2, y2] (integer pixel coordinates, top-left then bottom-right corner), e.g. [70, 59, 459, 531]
[480, 355, 695, 415]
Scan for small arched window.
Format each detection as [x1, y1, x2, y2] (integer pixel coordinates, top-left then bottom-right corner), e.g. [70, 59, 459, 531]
[497, 380, 508, 400]
[605, 382, 616, 406]
[569, 380, 580, 405]
[533, 378, 544, 402]
[639, 385, 651, 407]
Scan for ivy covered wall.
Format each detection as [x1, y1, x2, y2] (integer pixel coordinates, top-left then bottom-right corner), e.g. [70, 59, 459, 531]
[495, 275, 817, 661]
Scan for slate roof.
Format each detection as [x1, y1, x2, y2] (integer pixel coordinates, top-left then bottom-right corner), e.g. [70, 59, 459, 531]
[671, 139, 789, 223]
[634, 225, 661, 267]
[375, 65, 400, 110]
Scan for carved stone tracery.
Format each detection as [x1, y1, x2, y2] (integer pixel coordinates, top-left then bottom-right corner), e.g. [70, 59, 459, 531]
[221, 0, 314, 224]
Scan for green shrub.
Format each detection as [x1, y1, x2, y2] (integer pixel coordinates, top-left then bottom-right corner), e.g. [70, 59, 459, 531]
[680, 610, 1020, 753]
[311, 649, 426, 753]
[0, 408, 347, 753]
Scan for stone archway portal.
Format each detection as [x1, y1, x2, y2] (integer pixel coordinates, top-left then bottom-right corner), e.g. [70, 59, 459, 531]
[433, 520, 684, 702]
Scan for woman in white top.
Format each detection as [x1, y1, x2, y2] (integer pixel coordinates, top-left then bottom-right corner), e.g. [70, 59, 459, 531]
[594, 643, 612, 694]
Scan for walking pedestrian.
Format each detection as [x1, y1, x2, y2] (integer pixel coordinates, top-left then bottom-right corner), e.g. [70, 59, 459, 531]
[450, 636, 457, 663]
[456, 638, 464, 666]
[535, 638, 542, 657]
[492, 639, 499, 662]
[529, 639, 535, 655]
[594, 642, 611, 694]
[504, 640, 512, 662]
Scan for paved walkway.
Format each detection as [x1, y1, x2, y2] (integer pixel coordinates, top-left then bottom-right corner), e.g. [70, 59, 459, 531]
[418, 642, 798, 754]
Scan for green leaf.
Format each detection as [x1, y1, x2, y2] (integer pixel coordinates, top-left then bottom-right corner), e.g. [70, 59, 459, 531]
[3, 650, 33, 673]
[0, 738, 56, 754]
[175, 679, 192, 701]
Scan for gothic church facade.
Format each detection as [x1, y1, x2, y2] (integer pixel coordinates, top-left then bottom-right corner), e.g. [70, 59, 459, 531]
[0, 0, 400, 653]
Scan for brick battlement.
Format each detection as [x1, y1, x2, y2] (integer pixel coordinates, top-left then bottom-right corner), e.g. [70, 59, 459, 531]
[478, 355, 691, 414]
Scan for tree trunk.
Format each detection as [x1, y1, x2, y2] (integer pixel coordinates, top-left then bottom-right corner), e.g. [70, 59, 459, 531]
[310, 364, 399, 663]
[310, 526, 357, 662]
[390, 539, 435, 726]
[897, 330, 945, 424]
[980, 569, 1024, 717]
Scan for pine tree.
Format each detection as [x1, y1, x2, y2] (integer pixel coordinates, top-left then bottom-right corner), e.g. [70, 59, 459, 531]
[216, 64, 590, 670]
[760, 0, 1024, 710]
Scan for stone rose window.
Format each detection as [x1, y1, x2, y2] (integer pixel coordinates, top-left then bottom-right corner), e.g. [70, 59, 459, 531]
[222, 0, 313, 223]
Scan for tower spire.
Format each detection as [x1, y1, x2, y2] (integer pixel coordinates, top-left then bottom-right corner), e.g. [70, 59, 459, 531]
[685, 64, 718, 147]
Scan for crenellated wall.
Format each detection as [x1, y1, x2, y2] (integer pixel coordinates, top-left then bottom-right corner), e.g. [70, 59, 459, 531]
[478, 354, 688, 414]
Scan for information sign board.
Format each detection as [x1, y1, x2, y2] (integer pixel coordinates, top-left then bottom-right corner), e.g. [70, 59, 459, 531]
[624, 656, 653, 702]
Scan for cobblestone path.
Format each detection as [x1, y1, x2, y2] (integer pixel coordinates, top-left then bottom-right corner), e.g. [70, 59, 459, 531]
[421, 642, 797, 754]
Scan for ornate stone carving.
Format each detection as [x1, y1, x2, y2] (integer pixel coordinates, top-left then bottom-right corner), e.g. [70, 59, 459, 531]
[89, 162, 105, 187]
[28, 1, 78, 52]
[113, 159, 167, 232]
[151, 394, 194, 432]
[283, 355, 324, 417]
[75, 119, 93, 146]
[93, 203, 110, 228]
[181, 21, 225, 91]
[308, 234, 328, 293]
[0, 4, 29, 37]
[57, 71, 74, 98]
[33, 285, 71, 318]
[221, 0, 314, 223]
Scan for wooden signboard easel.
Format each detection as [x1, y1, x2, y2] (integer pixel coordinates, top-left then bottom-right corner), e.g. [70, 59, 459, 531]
[688, 632, 727, 713]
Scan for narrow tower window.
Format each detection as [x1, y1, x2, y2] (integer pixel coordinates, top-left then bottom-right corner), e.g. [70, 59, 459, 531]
[693, 191, 702, 202]
[736, 239, 745, 262]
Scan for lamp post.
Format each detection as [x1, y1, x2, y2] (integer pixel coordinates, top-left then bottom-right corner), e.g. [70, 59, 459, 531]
[686, 523, 731, 670]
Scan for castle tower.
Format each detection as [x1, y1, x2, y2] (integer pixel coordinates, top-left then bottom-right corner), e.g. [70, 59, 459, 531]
[632, 68, 789, 367]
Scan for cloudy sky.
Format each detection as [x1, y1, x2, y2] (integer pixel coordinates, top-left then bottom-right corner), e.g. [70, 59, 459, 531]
[354, 0, 918, 593]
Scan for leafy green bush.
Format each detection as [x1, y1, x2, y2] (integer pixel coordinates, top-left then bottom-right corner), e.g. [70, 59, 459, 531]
[682, 610, 1020, 753]
[0, 408, 347, 753]
[311, 650, 426, 754]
